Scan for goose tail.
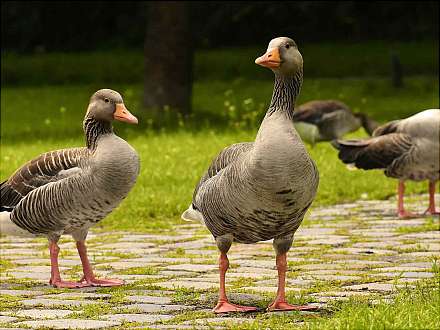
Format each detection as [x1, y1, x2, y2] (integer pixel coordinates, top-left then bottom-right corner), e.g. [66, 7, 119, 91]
[181, 204, 205, 225]
[0, 209, 35, 237]
[331, 139, 369, 165]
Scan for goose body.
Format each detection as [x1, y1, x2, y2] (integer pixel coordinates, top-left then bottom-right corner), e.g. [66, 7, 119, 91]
[333, 109, 440, 217]
[193, 110, 318, 244]
[2, 135, 138, 239]
[0, 89, 140, 287]
[292, 100, 378, 144]
[183, 37, 319, 313]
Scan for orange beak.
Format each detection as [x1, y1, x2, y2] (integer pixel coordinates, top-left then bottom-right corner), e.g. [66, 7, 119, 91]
[255, 47, 281, 68]
[114, 103, 138, 124]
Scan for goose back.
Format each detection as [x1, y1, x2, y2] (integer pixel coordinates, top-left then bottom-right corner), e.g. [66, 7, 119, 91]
[293, 100, 379, 142]
[5, 133, 139, 236]
[334, 109, 439, 182]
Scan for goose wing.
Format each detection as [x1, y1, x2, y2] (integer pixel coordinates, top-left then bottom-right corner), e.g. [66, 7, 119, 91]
[372, 119, 402, 137]
[193, 142, 253, 202]
[1, 148, 88, 210]
[332, 133, 413, 170]
[292, 100, 350, 125]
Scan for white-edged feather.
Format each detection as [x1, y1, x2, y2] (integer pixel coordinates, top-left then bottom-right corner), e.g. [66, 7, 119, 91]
[181, 204, 205, 225]
[0, 211, 35, 237]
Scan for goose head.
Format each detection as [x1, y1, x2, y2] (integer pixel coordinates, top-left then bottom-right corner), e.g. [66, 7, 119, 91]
[255, 37, 303, 77]
[86, 89, 138, 124]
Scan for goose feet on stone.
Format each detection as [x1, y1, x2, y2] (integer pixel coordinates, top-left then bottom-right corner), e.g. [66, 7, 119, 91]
[423, 207, 440, 216]
[213, 300, 258, 313]
[49, 278, 87, 289]
[398, 210, 418, 219]
[267, 300, 318, 312]
[78, 276, 124, 287]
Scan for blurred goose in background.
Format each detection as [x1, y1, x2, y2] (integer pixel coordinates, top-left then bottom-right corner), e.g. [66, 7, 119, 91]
[182, 37, 319, 313]
[0, 89, 140, 288]
[332, 109, 440, 218]
[292, 100, 379, 145]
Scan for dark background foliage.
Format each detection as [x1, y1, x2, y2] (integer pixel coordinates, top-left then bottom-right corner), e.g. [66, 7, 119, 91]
[2, 1, 438, 53]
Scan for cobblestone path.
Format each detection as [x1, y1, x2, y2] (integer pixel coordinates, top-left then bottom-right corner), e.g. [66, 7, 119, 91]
[0, 195, 439, 329]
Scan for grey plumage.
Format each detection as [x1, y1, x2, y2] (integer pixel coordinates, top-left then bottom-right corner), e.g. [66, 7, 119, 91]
[184, 37, 321, 312]
[292, 100, 379, 144]
[332, 109, 440, 182]
[1, 89, 140, 241]
[185, 38, 319, 246]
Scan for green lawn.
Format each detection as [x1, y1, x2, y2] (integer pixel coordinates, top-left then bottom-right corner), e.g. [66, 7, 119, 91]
[1, 43, 439, 330]
[236, 278, 440, 330]
[1, 75, 438, 232]
[2, 40, 438, 85]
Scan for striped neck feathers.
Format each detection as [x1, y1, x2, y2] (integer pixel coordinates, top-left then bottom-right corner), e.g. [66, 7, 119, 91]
[83, 116, 113, 150]
[267, 70, 303, 120]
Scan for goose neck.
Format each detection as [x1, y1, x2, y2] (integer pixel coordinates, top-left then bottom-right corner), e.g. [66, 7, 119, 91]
[83, 117, 113, 150]
[267, 71, 303, 120]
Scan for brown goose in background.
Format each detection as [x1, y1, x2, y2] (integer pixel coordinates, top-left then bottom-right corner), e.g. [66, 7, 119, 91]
[0, 89, 140, 288]
[182, 37, 319, 313]
[292, 100, 379, 145]
[332, 109, 440, 218]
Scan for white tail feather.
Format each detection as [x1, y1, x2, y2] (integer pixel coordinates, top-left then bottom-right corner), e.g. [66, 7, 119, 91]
[0, 211, 35, 237]
[181, 205, 205, 225]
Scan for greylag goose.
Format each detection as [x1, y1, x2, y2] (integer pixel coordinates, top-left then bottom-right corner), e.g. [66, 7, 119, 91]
[332, 109, 440, 218]
[0, 89, 140, 288]
[292, 100, 379, 145]
[182, 37, 319, 313]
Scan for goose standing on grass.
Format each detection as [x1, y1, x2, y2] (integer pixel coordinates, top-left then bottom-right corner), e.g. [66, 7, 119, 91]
[332, 109, 440, 218]
[292, 100, 379, 145]
[0, 89, 140, 288]
[182, 37, 319, 313]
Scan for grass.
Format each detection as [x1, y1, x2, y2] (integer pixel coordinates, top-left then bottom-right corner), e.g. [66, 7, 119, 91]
[229, 279, 440, 330]
[396, 218, 440, 234]
[1, 75, 438, 232]
[1, 44, 439, 328]
[2, 40, 438, 85]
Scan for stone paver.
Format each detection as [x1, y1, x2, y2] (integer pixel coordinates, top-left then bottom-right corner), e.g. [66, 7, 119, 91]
[16, 319, 120, 329]
[125, 303, 192, 313]
[343, 283, 404, 292]
[21, 298, 96, 307]
[102, 313, 173, 323]
[126, 295, 173, 304]
[0, 194, 438, 329]
[0, 316, 18, 323]
[0, 289, 44, 296]
[6, 309, 76, 319]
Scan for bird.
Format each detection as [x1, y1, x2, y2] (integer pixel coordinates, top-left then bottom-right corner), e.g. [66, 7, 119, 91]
[182, 37, 319, 313]
[332, 109, 440, 218]
[0, 89, 140, 288]
[292, 100, 379, 145]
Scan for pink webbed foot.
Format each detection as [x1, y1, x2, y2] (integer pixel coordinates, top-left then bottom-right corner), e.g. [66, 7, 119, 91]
[423, 208, 440, 216]
[213, 301, 258, 313]
[49, 278, 88, 289]
[398, 210, 417, 219]
[79, 277, 124, 287]
[267, 300, 319, 312]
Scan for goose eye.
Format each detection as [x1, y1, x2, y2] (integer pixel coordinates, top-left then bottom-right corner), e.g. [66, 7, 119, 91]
[285, 44, 290, 49]
[104, 98, 110, 103]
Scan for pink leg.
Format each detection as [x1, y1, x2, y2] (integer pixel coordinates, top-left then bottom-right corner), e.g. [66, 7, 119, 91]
[424, 181, 440, 216]
[76, 241, 124, 287]
[267, 253, 318, 312]
[397, 181, 416, 219]
[213, 252, 258, 313]
[49, 241, 87, 288]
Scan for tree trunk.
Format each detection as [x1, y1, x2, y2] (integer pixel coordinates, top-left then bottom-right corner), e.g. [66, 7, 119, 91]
[144, 1, 193, 116]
